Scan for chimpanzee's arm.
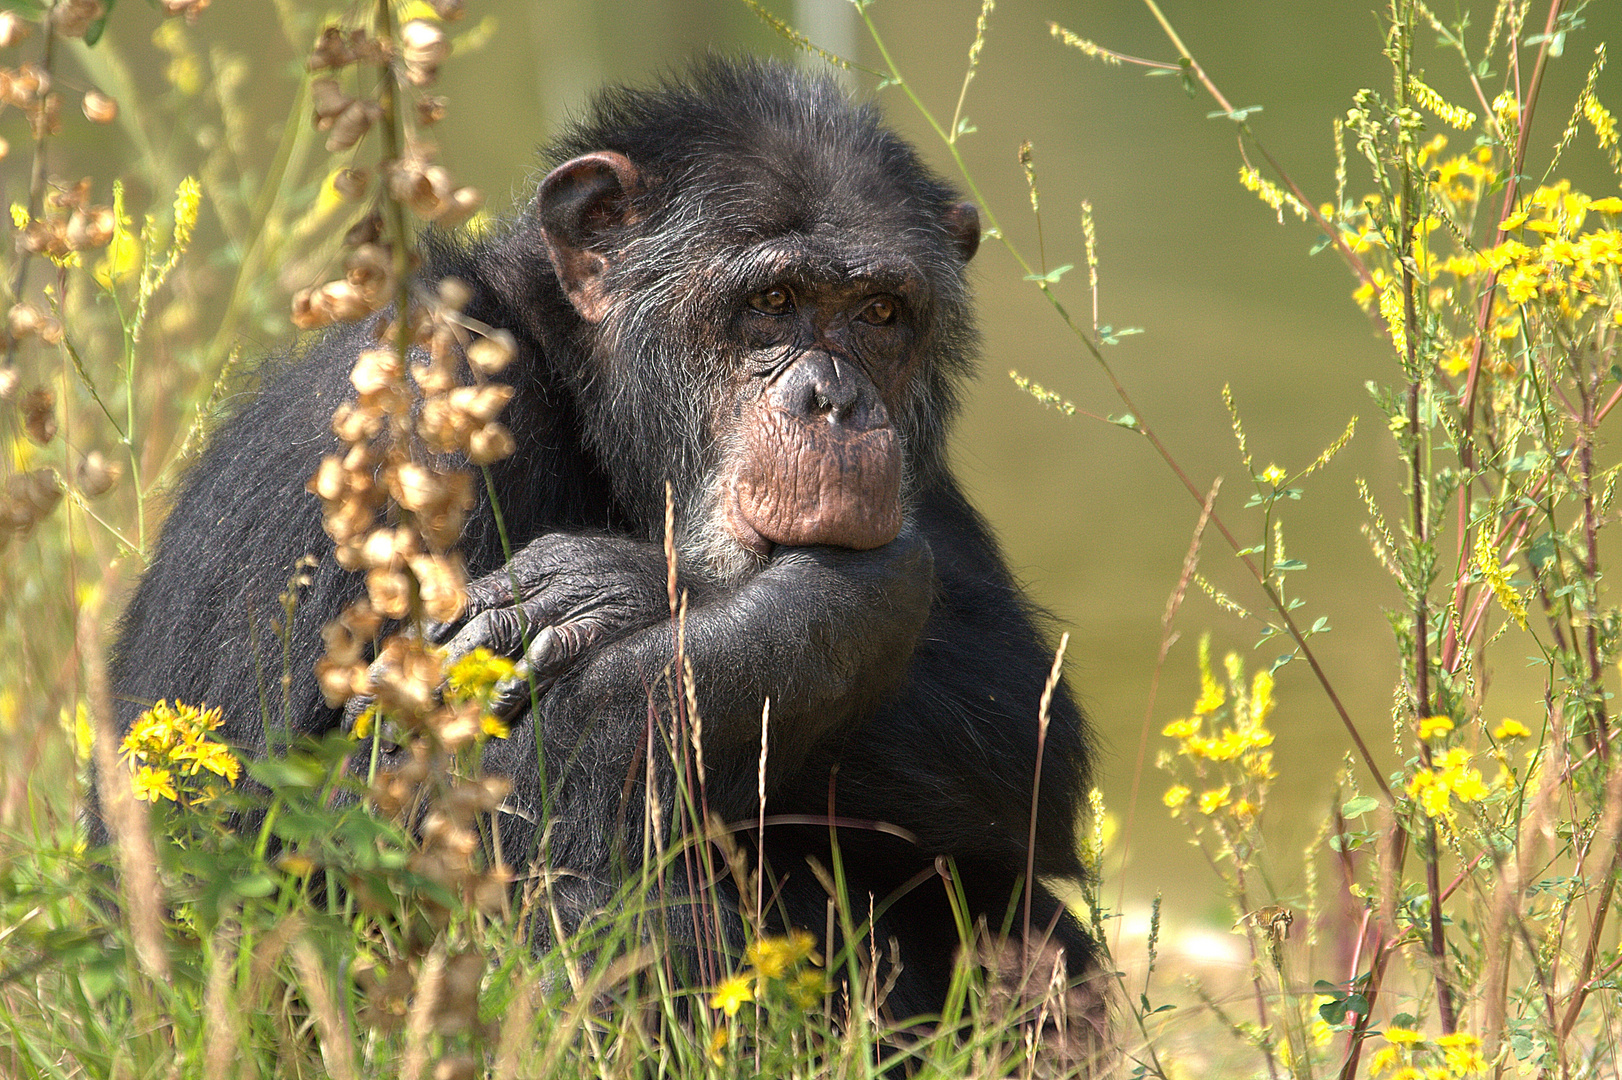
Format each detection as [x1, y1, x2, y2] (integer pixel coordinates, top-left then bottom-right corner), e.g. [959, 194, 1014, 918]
[474, 530, 934, 872]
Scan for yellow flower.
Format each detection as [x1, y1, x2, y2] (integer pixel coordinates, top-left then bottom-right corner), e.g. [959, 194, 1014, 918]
[1368, 1046, 1402, 1075]
[1590, 196, 1622, 215]
[1493, 718, 1531, 740]
[1408, 770, 1452, 820]
[1418, 715, 1454, 740]
[709, 973, 754, 1016]
[1161, 717, 1200, 740]
[1437, 1031, 1486, 1073]
[746, 929, 819, 980]
[1163, 784, 1192, 811]
[1260, 463, 1287, 486]
[1383, 1027, 1425, 1046]
[277, 852, 316, 877]
[789, 968, 825, 1008]
[1475, 528, 1527, 630]
[707, 1027, 730, 1065]
[1250, 669, 1275, 722]
[1198, 785, 1231, 815]
[183, 739, 242, 783]
[446, 647, 518, 702]
[132, 765, 178, 803]
[1501, 263, 1542, 304]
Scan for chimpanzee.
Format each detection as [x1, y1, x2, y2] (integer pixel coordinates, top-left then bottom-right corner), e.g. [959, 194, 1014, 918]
[108, 57, 1098, 1021]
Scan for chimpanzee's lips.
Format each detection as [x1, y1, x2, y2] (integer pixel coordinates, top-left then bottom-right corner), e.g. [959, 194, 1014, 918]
[728, 420, 903, 550]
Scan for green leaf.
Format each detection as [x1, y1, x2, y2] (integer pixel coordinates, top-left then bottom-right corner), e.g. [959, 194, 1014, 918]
[1107, 412, 1140, 432]
[248, 756, 327, 789]
[82, 0, 114, 46]
[234, 873, 277, 899]
[1099, 325, 1144, 345]
[1022, 263, 1075, 284]
[1342, 795, 1378, 817]
[1206, 105, 1264, 122]
[1275, 558, 1307, 571]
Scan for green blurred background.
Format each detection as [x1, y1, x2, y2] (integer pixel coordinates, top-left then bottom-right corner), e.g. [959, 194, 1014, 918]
[21, 0, 1622, 935]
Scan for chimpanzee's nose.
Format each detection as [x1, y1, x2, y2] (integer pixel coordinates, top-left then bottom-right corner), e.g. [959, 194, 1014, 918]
[770, 352, 890, 433]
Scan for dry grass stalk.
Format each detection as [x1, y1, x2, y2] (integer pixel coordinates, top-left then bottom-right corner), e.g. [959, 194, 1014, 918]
[81, 608, 170, 985]
[202, 922, 245, 1080]
[290, 935, 358, 1080]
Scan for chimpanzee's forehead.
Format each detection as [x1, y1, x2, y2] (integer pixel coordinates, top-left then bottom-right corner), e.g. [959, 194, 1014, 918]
[675, 159, 942, 249]
[693, 233, 929, 303]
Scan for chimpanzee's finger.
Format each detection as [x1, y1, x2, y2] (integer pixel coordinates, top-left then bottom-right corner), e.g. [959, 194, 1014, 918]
[490, 659, 549, 719]
[341, 690, 373, 734]
[440, 605, 530, 664]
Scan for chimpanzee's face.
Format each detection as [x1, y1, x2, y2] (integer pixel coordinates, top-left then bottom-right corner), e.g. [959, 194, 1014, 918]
[711, 250, 930, 555]
[537, 146, 977, 577]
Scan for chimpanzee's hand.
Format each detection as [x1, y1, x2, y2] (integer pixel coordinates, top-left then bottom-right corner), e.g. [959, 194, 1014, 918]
[425, 532, 672, 716]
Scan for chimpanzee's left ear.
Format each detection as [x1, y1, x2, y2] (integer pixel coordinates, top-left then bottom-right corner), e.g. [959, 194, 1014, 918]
[538, 151, 644, 323]
[943, 201, 980, 264]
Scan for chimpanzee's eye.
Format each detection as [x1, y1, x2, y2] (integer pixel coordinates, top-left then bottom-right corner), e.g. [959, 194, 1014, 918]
[749, 286, 794, 314]
[858, 296, 897, 326]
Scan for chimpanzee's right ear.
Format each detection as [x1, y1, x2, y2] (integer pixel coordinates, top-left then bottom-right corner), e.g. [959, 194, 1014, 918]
[942, 201, 980, 264]
[538, 151, 644, 324]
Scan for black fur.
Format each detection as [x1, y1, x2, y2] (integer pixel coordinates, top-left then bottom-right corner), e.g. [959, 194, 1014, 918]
[106, 58, 1096, 1020]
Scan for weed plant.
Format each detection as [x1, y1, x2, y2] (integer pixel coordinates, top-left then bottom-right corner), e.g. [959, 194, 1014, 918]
[1, 0, 1620, 1078]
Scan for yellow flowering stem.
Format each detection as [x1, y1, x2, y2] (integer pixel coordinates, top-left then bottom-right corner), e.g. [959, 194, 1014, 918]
[1393, 3, 1458, 1033]
[1458, 0, 1577, 429]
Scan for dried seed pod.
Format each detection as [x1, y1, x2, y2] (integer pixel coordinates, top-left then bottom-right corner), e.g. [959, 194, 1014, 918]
[467, 422, 514, 465]
[19, 219, 68, 259]
[49, 177, 91, 210]
[307, 25, 357, 71]
[324, 98, 379, 152]
[429, 0, 466, 20]
[160, 0, 211, 21]
[32, 90, 62, 138]
[8, 468, 61, 522]
[409, 553, 466, 621]
[0, 366, 18, 400]
[317, 279, 374, 322]
[82, 89, 116, 123]
[8, 303, 45, 340]
[310, 78, 352, 128]
[290, 286, 327, 330]
[344, 212, 384, 248]
[11, 63, 46, 101]
[415, 95, 447, 126]
[350, 348, 405, 397]
[434, 186, 483, 228]
[450, 384, 514, 425]
[437, 276, 471, 313]
[51, 0, 103, 39]
[466, 329, 515, 375]
[22, 386, 56, 445]
[0, 12, 32, 49]
[75, 449, 122, 497]
[344, 242, 394, 300]
[66, 206, 114, 249]
[333, 166, 369, 200]
[399, 20, 449, 86]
